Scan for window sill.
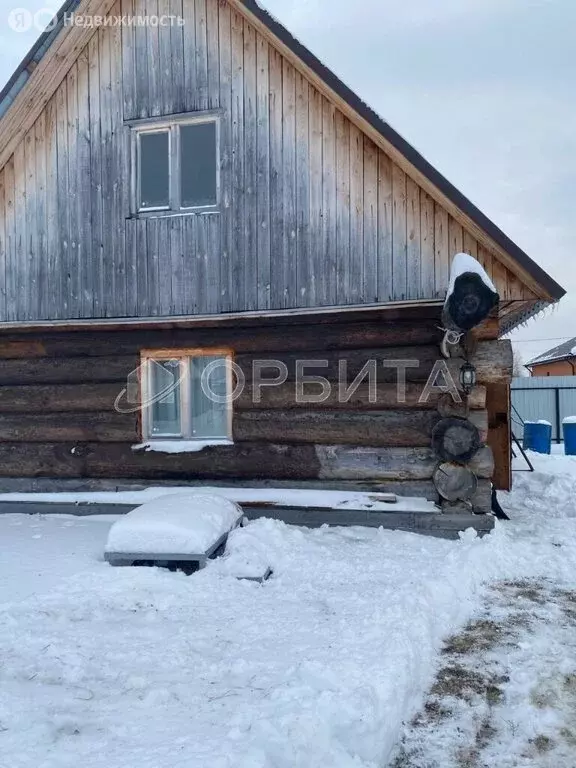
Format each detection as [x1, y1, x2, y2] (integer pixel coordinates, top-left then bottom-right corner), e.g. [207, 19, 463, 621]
[128, 208, 220, 221]
[132, 439, 234, 454]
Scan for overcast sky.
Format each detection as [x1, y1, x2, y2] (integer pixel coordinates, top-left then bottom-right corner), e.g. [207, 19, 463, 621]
[0, 0, 573, 367]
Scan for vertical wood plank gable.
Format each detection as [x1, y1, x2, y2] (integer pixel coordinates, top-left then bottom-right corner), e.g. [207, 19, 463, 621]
[255, 33, 270, 308]
[406, 176, 421, 300]
[34, 112, 47, 321]
[321, 98, 336, 306]
[195, 0, 209, 111]
[206, 0, 220, 110]
[158, 0, 174, 116]
[243, 21, 258, 310]
[362, 136, 377, 303]
[88, 35, 103, 317]
[434, 203, 449, 298]
[308, 85, 323, 308]
[377, 150, 393, 302]
[268, 46, 284, 308]
[133, 0, 149, 118]
[24, 127, 37, 321]
[282, 58, 297, 307]
[121, 0, 136, 119]
[77, 49, 93, 317]
[145, 0, 161, 116]
[348, 122, 363, 304]
[230, 10, 245, 310]
[182, 0, 197, 113]
[334, 108, 350, 305]
[4, 157, 16, 322]
[55, 82, 68, 318]
[419, 190, 435, 299]
[0, 169, 5, 321]
[217, 0, 232, 311]
[391, 163, 407, 300]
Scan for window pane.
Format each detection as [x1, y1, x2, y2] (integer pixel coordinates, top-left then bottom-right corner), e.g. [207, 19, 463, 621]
[140, 131, 169, 209]
[149, 359, 182, 436]
[189, 355, 229, 438]
[180, 122, 217, 207]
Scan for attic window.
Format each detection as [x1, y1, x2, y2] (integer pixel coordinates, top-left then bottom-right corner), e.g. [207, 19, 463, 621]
[134, 117, 218, 213]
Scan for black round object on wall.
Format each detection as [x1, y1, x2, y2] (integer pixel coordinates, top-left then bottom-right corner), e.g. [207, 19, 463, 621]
[445, 273, 499, 332]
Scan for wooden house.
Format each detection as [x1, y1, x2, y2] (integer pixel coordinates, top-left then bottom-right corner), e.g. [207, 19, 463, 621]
[526, 340, 576, 377]
[0, 0, 565, 533]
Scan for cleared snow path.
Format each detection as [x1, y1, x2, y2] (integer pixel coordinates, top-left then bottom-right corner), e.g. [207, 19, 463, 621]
[390, 452, 576, 766]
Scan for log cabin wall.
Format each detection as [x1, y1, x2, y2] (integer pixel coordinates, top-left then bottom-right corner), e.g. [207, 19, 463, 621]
[0, 0, 538, 324]
[0, 318, 510, 503]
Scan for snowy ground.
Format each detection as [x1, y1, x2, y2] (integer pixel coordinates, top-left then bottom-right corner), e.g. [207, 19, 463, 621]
[1, 451, 576, 767]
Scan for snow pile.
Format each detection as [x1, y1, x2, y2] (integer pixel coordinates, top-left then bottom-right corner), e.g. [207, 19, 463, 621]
[446, 252, 497, 299]
[209, 524, 273, 579]
[504, 450, 576, 519]
[105, 493, 242, 555]
[563, 415, 576, 424]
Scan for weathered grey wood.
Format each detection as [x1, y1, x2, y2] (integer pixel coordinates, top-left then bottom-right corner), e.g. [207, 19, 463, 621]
[420, 190, 435, 299]
[348, 122, 363, 304]
[216, 0, 231, 310]
[433, 462, 478, 501]
[377, 149, 393, 302]
[282, 58, 297, 308]
[392, 163, 407, 300]
[432, 417, 481, 463]
[237, 382, 486, 411]
[77, 50, 93, 318]
[4, 156, 16, 323]
[255, 32, 270, 308]
[24, 127, 37, 321]
[441, 479, 492, 515]
[406, 177, 421, 300]
[0, 356, 136, 385]
[335, 108, 350, 305]
[0, 411, 137, 442]
[88, 34, 103, 316]
[0, 382, 126, 412]
[316, 444, 493, 481]
[0, 169, 5, 322]
[34, 114, 46, 322]
[54, 82, 68, 317]
[321, 98, 336, 306]
[234, 409, 440, 446]
[363, 135, 378, 303]
[243, 21, 258, 309]
[434, 204, 449, 298]
[0, 441, 493, 482]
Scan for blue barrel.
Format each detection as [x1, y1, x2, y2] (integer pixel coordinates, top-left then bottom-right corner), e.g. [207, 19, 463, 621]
[563, 418, 576, 455]
[523, 421, 552, 454]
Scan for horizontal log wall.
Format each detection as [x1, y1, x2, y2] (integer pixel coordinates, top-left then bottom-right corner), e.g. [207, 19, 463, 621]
[0, 320, 508, 491]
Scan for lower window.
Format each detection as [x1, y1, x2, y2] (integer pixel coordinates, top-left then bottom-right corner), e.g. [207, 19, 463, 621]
[141, 349, 232, 441]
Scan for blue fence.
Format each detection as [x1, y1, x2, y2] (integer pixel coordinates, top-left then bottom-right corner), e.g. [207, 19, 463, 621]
[511, 376, 576, 443]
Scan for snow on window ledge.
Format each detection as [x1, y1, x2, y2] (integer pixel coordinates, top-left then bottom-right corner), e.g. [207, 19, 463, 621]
[132, 439, 234, 454]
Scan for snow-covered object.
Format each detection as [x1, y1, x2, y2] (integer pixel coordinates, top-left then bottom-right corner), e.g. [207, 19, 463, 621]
[105, 492, 242, 555]
[524, 419, 552, 426]
[210, 524, 273, 580]
[445, 252, 497, 299]
[563, 416, 576, 424]
[0, 486, 438, 513]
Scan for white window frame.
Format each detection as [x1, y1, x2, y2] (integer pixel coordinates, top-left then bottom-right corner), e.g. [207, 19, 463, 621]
[140, 348, 233, 441]
[131, 114, 220, 215]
